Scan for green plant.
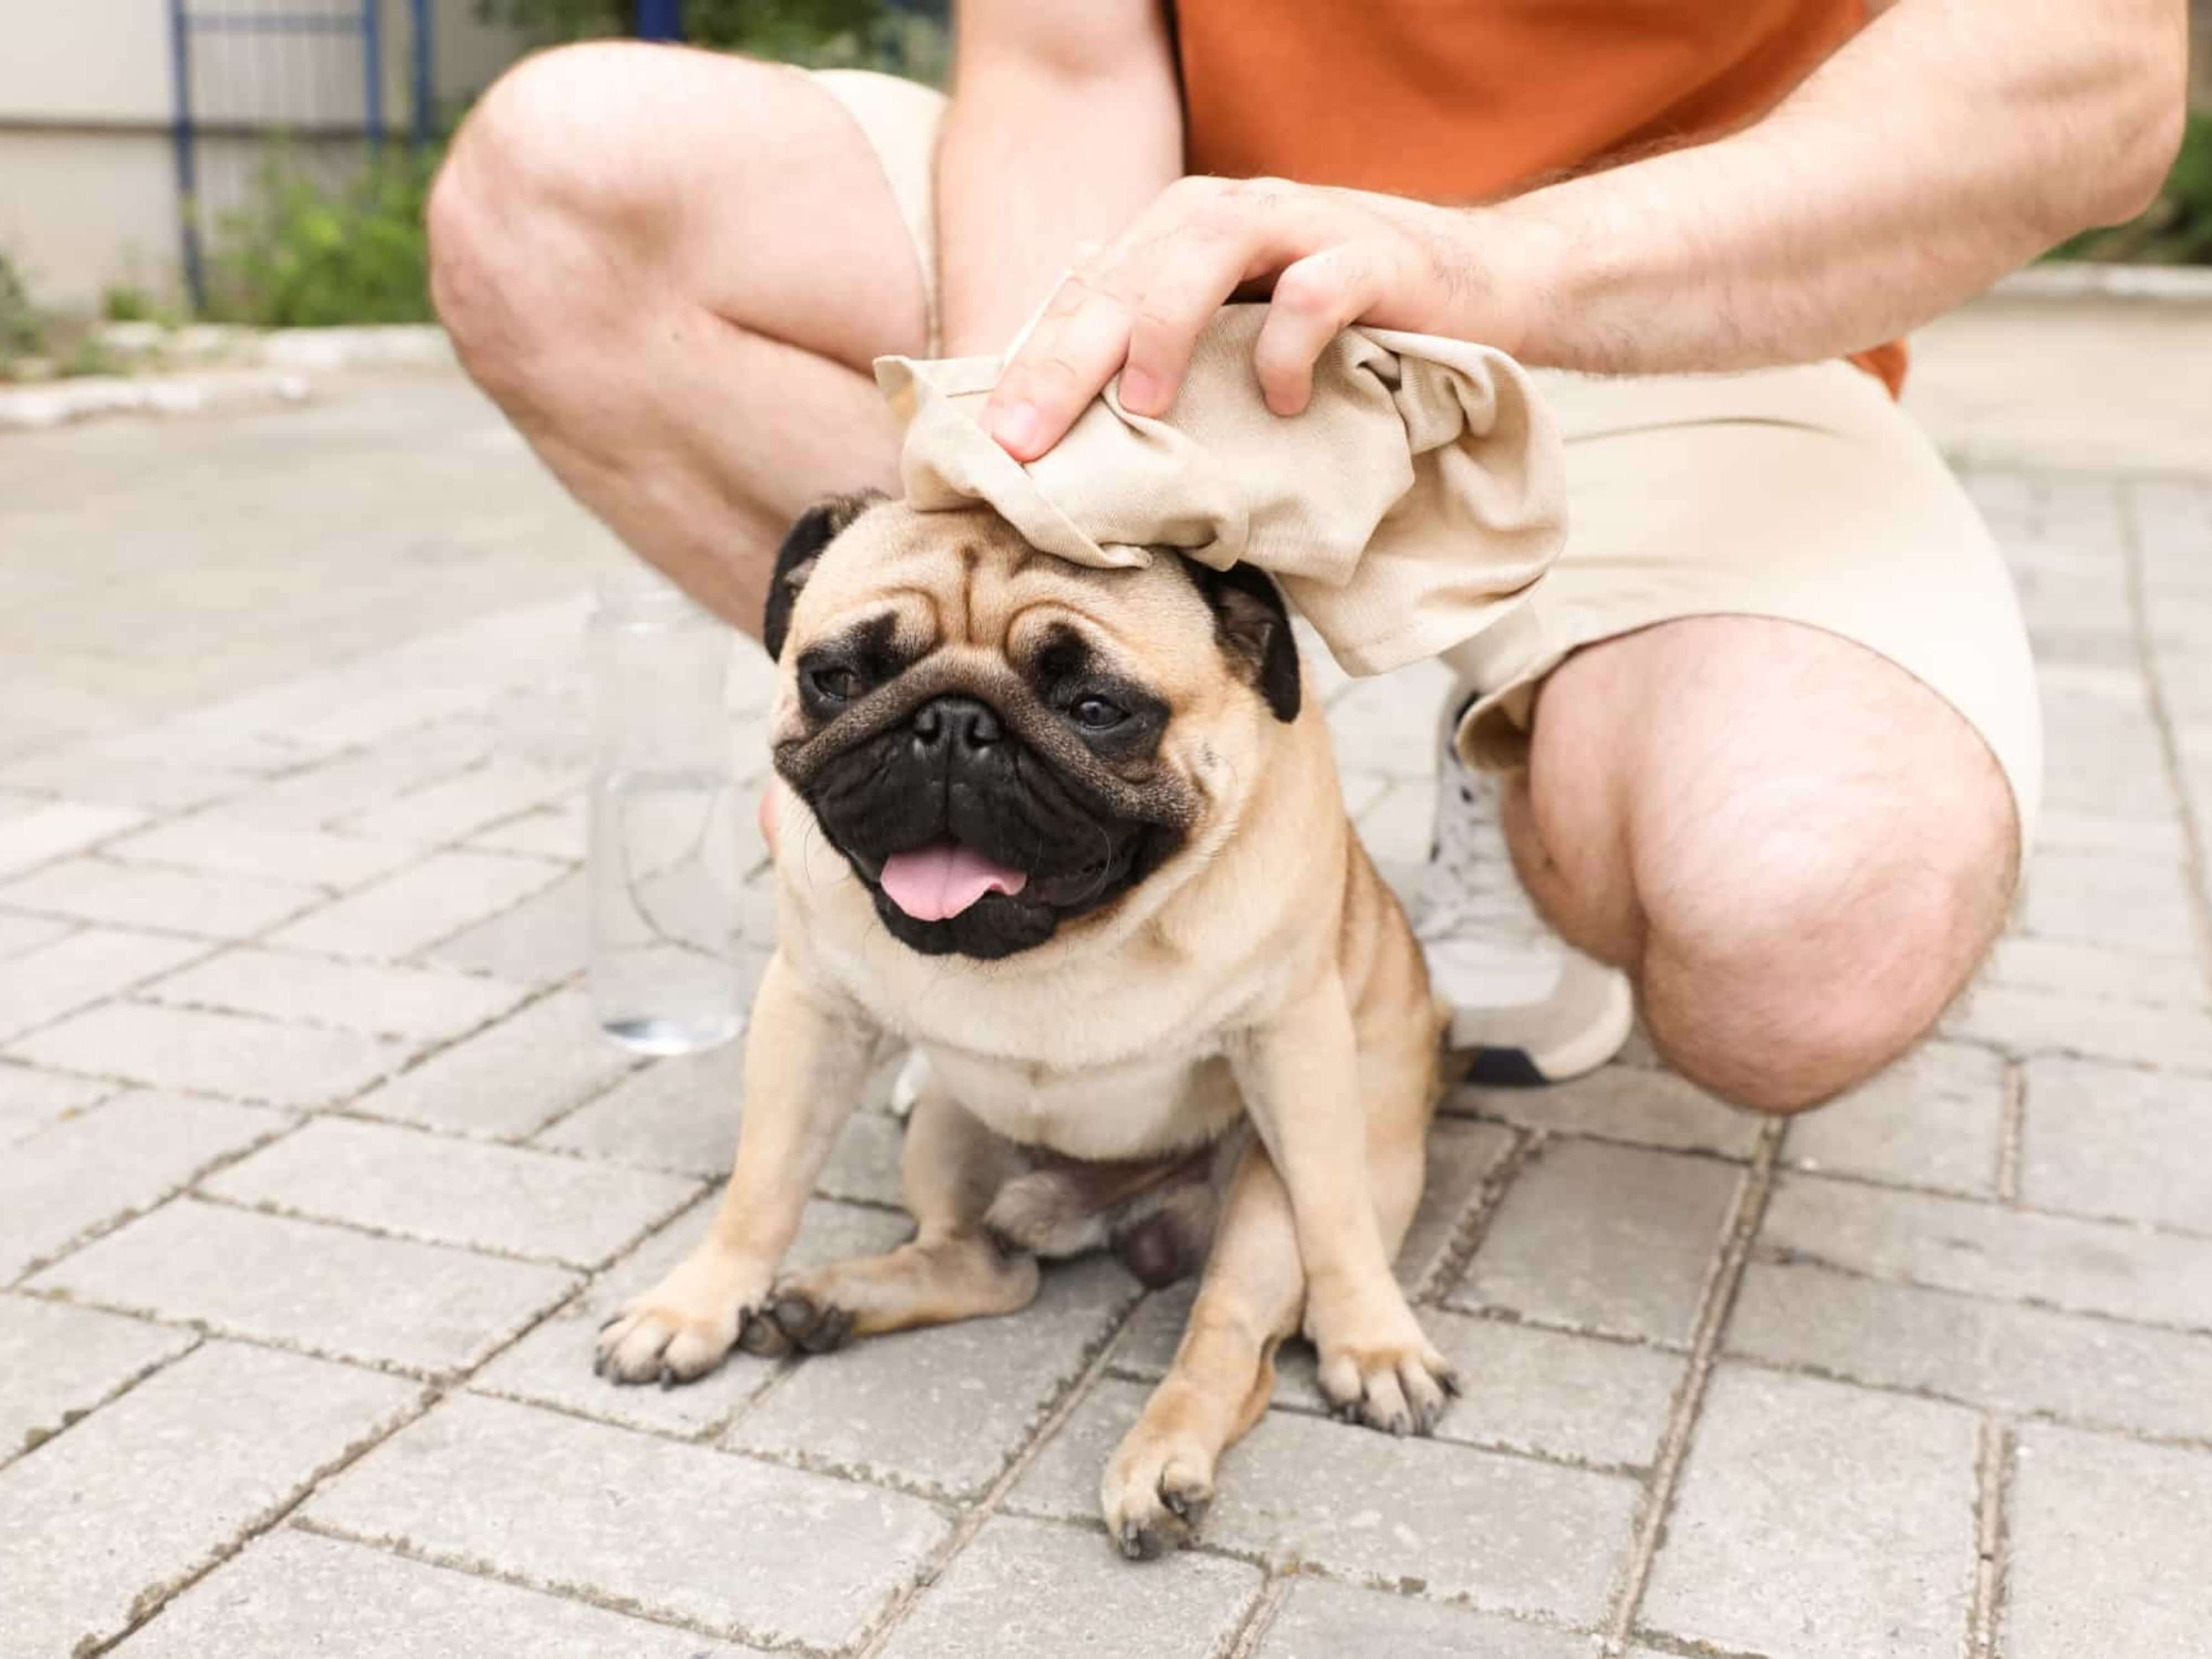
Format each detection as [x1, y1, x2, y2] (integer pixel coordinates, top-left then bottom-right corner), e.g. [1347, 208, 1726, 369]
[203, 144, 442, 327]
[101, 284, 160, 324]
[0, 252, 45, 359]
[476, 0, 948, 82]
[2052, 108, 2212, 264]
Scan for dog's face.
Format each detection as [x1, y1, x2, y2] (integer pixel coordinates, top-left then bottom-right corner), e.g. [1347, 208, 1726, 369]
[764, 493, 1302, 961]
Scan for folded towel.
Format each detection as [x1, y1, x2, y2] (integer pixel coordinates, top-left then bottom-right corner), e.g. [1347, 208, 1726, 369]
[874, 303, 1567, 675]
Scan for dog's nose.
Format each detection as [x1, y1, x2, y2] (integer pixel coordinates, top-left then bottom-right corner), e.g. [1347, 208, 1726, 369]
[910, 695, 1003, 754]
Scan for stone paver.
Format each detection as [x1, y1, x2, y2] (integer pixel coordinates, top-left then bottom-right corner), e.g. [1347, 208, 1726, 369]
[204, 1117, 701, 1267]
[1255, 1580, 1599, 1659]
[141, 947, 532, 1044]
[0, 1294, 194, 1460]
[2005, 1423, 2212, 1659]
[728, 1255, 1141, 1500]
[0, 1089, 281, 1280]
[1010, 1378, 1640, 1625]
[349, 989, 638, 1138]
[6, 368, 2212, 1653]
[0, 1342, 419, 1659]
[1639, 1365, 1980, 1659]
[305, 1393, 950, 1651]
[1760, 1170, 2212, 1330]
[1728, 1260, 2212, 1444]
[881, 1515, 1262, 1659]
[1446, 1139, 1743, 1345]
[113, 1527, 761, 1658]
[9, 999, 409, 1107]
[2018, 1055, 2212, 1231]
[32, 1198, 577, 1374]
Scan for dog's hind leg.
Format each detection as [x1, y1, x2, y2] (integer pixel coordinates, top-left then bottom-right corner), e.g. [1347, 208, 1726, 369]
[767, 1079, 1041, 1350]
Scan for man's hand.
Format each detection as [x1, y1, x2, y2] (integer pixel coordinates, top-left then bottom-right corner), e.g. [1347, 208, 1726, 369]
[982, 177, 1512, 462]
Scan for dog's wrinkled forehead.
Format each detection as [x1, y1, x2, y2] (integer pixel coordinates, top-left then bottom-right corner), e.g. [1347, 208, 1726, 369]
[765, 494, 1300, 725]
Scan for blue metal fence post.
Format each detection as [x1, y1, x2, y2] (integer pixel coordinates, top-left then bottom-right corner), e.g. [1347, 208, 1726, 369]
[362, 0, 386, 147]
[409, 0, 434, 148]
[167, 0, 207, 312]
[635, 0, 682, 41]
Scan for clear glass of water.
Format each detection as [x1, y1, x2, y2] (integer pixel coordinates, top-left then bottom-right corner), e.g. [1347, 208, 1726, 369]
[587, 570, 744, 1055]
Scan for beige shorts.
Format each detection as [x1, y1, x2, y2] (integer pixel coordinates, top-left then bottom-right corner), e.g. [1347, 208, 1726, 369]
[814, 68, 2043, 841]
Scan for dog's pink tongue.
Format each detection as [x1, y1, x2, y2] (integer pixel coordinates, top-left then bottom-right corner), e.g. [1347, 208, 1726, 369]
[879, 841, 1027, 921]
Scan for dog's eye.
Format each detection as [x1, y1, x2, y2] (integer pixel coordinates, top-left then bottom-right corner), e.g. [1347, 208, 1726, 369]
[1070, 695, 1126, 731]
[808, 666, 863, 703]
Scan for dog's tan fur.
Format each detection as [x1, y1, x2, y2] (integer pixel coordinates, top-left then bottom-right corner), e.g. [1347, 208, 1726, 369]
[597, 503, 1448, 1556]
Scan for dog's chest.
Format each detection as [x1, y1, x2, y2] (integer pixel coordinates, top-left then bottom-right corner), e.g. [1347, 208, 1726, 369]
[923, 1045, 1241, 1163]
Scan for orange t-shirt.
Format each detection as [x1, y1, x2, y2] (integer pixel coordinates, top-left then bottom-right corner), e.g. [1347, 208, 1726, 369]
[1174, 0, 1906, 395]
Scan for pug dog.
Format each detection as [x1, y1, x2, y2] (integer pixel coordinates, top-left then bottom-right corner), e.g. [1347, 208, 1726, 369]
[596, 492, 1454, 1558]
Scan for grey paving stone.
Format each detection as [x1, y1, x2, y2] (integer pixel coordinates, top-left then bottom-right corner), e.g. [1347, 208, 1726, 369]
[882, 1514, 1261, 1659]
[2018, 1056, 2212, 1232]
[1981, 933, 2208, 1009]
[336, 760, 577, 845]
[0, 1294, 194, 1460]
[102, 815, 420, 890]
[9, 1000, 410, 1107]
[1010, 1378, 1639, 1625]
[1781, 1040, 2006, 1197]
[1639, 1365, 1978, 1659]
[32, 1198, 576, 1375]
[216, 729, 499, 832]
[465, 798, 585, 860]
[1430, 1312, 1684, 1472]
[533, 1041, 743, 1176]
[268, 849, 565, 961]
[2006, 1424, 2212, 1659]
[470, 1198, 911, 1438]
[1447, 1066, 1762, 1160]
[304, 1393, 950, 1652]
[1940, 980, 2212, 1071]
[421, 868, 590, 985]
[0, 1090, 281, 1280]
[0, 909, 75, 961]
[2031, 807, 2191, 860]
[729, 1255, 1140, 1499]
[1760, 1170, 2212, 1330]
[0, 1341, 420, 1659]
[1446, 1140, 1742, 1345]
[0, 855, 324, 939]
[1255, 1580, 1598, 1659]
[349, 991, 638, 1139]
[1396, 1118, 1516, 1296]
[1728, 1260, 2212, 1444]
[816, 1107, 909, 1208]
[205, 1117, 701, 1268]
[0, 799, 143, 878]
[0, 1060, 109, 1146]
[0, 926, 207, 1042]
[141, 947, 532, 1044]
[112, 1527, 761, 1658]
[2017, 848, 2200, 959]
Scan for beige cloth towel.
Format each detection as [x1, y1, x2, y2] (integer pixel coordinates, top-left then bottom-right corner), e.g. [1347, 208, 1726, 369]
[874, 304, 1567, 676]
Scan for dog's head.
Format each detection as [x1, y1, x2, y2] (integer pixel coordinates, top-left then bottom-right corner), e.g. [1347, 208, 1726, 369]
[765, 492, 1302, 961]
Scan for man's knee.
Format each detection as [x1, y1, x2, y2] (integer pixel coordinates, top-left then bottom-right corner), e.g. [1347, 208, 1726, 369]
[1635, 768, 2015, 1115]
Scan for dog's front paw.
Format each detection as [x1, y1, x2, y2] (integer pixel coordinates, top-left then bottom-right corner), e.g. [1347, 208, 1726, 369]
[1307, 1297, 1459, 1436]
[593, 1249, 774, 1386]
[1100, 1421, 1217, 1561]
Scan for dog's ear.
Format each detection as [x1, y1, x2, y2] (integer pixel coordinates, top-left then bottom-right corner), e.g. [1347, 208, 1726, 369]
[763, 491, 886, 660]
[1185, 559, 1301, 723]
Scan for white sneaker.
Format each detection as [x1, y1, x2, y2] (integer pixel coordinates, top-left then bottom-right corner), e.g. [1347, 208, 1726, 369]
[1412, 691, 1634, 1086]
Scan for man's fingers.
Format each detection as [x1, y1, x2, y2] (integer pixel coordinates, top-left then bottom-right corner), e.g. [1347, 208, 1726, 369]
[984, 275, 1134, 459]
[1253, 246, 1386, 415]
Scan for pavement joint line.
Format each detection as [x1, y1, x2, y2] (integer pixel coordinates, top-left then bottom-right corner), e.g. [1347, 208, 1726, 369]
[1620, 1629, 1776, 1659]
[2122, 482, 2212, 1003]
[0, 1317, 206, 1479]
[1423, 1302, 1699, 1358]
[1967, 1416, 2016, 1659]
[0, 935, 229, 1050]
[851, 1293, 1148, 1659]
[1996, 1058, 2026, 1205]
[1764, 1154, 2212, 1245]
[1219, 1573, 1293, 1659]
[1436, 1110, 1764, 1172]
[1412, 1124, 1537, 1306]
[1601, 1120, 1785, 1657]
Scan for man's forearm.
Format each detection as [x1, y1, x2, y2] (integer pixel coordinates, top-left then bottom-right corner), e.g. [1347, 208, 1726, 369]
[1473, 0, 2188, 374]
[935, 5, 1181, 357]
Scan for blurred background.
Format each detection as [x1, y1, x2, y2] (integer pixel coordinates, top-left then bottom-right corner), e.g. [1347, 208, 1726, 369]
[0, 0, 2203, 359]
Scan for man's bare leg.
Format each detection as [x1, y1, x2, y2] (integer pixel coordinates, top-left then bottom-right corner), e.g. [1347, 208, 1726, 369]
[1500, 614, 2018, 1113]
[427, 43, 926, 633]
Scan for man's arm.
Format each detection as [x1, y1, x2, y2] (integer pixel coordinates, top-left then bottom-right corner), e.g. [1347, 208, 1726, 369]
[934, 0, 1181, 357]
[982, 0, 2188, 458]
